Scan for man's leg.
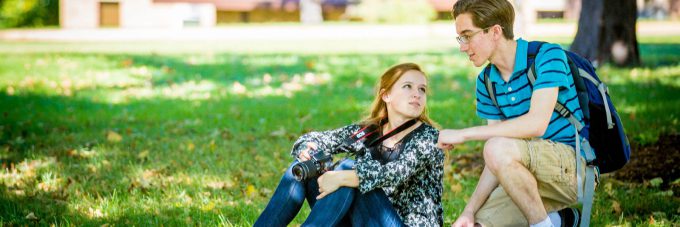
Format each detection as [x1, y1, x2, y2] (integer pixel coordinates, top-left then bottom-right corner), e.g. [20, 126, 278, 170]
[483, 137, 548, 224]
[476, 137, 581, 226]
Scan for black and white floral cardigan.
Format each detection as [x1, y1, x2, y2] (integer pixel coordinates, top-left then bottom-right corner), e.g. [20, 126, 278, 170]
[290, 123, 444, 226]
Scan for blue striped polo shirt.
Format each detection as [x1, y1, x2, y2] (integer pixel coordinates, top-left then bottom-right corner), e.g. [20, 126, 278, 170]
[475, 38, 584, 147]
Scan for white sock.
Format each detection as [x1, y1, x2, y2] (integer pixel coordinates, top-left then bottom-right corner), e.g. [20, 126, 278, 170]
[530, 216, 554, 227]
[548, 211, 562, 227]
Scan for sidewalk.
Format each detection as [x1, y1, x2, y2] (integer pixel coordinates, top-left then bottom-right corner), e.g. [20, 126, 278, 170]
[1, 21, 678, 42]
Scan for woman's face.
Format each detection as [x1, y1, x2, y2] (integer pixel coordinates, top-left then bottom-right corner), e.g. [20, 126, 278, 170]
[383, 70, 428, 119]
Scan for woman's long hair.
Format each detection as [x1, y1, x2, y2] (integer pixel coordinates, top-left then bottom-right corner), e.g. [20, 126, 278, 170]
[360, 63, 438, 128]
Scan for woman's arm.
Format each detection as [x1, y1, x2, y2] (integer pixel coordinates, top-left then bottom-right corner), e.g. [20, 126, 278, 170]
[290, 124, 361, 158]
[316, 170, 360, 199]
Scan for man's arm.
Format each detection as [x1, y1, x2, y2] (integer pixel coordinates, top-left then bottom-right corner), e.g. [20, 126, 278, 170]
[462, 166, 499, 215]
[439, 87, 558, 146]
[457, 120, 502, 216]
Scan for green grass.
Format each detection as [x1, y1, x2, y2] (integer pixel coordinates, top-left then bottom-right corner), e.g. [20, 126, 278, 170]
[0, 36, 679, 226]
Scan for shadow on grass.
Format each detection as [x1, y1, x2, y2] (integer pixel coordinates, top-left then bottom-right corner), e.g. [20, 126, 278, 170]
[0, 46, 678, 225]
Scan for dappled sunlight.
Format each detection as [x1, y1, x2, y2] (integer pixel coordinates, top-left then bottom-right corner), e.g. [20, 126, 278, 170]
[1, 157, 57, 196]
[229, 72, 331, 98]
[1, 41, 678, 225]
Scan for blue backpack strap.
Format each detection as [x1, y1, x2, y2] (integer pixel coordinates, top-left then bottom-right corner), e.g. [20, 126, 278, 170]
[527, 42, 584, 130]
[527, 41, 597, 227]
[482, 64, 506, 119]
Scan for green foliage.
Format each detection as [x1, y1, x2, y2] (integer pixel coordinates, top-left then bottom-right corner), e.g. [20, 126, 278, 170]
[353, 0, 436, 23]
[0, 0, 59, 28]
[0, 38, 678, 225]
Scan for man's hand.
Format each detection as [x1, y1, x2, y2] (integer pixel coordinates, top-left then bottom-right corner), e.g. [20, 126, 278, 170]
[316, 171, 342, 199]
[437, 129, 468, 149]
[298, 142, 318, 161]
[451, 211, 476, 227]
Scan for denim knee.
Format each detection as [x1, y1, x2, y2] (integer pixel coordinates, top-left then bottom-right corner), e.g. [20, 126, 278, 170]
[334, 159, 355, 171]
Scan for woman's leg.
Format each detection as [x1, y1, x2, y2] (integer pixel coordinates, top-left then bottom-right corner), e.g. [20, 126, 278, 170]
[349, 188, 404, 227]
[255, 161, 310, 227]
[302, 159, 357, 227]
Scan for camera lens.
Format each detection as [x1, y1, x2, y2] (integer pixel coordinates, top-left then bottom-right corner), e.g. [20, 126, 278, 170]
[292, 164, 307, 181]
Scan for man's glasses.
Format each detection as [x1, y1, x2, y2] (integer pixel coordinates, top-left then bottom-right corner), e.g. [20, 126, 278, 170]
[456, 26, 494, 45]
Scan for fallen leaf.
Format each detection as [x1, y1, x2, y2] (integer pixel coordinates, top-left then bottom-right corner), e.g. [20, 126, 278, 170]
[201, 202, 215, 212]
[450, 183, 463, 193]
[305, 60, 315, 70]
[604, 182, 614, 196]
[106, 131, 122, 143]
[25, 212, 38, 220]
[270, 127, 287, 137]
[121, 59, 133, 68]
[611, 200, 621, 214]
[650, 177, 663, 187]
[206, 181, 225, 190]
[137, 150, 149, 159]
[246, 185, 257, 197]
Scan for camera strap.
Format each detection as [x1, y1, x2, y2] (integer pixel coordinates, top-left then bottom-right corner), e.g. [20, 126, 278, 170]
[329, 119, 418, 169]
[364, 119, 417, 148]
[341, 119, 418, 149]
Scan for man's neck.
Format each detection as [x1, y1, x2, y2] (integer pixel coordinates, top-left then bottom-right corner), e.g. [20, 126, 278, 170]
[489, 39, 518, 82]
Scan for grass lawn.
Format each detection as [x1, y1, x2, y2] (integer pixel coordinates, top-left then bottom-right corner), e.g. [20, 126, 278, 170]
[0, 35, 678, 226]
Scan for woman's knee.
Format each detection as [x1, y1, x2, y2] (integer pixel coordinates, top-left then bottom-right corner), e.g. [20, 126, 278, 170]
[334, 159, 355, 171]
[283, 161, 301, 182]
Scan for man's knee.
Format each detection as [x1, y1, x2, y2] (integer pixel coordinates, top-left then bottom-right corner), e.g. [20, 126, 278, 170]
[483, 137, 521, 172]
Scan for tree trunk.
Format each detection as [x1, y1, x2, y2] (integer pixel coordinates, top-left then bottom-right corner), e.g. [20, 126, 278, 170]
[672, 0, 680, 19]
[570, 0, 640, 67]
[599, 0, 640, 66]
[564, 0, 581, 20]
[300, 0, 323, 24]
[569, 0, 603, 64]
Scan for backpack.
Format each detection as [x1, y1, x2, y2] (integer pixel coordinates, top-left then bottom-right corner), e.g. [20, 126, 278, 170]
[482, 41, 632, 227]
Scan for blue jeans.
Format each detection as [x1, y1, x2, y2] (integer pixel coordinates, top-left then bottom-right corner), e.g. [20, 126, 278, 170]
[349, 188, 404, 227]
[254, 159, 404, 227]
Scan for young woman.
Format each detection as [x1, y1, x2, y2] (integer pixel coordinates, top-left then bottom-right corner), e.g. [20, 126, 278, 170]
[255, 63, 444, 226]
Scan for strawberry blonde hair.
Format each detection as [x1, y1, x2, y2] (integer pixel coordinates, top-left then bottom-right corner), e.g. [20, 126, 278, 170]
[361, 63, 438, 127]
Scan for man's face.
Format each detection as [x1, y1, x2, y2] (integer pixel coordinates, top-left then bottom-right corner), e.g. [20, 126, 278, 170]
[455, 13, 493, 67]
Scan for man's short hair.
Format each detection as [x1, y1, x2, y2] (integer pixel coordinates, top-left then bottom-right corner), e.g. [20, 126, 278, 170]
[452, 0, 515, 40]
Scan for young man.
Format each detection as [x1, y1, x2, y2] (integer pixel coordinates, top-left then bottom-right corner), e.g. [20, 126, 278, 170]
[438, 0, 585, 226]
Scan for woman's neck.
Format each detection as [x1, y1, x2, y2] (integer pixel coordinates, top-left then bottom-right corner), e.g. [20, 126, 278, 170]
[382, 116, 421, 147]
[386, 115, 411, 131]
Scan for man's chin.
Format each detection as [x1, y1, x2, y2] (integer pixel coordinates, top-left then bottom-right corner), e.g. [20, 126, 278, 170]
[472, 60, 486, 67]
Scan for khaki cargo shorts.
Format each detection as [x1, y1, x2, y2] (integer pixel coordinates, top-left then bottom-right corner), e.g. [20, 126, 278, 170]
[475, 138, 585, 227]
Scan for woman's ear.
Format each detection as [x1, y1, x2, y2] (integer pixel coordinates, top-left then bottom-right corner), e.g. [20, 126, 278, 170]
[380, 89, 390, 102]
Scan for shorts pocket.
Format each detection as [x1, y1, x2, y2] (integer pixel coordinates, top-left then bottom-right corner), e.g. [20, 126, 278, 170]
[532, 141, 571, 184]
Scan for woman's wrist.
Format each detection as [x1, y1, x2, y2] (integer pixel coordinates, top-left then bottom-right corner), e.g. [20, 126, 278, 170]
[338, 170, 360, 188]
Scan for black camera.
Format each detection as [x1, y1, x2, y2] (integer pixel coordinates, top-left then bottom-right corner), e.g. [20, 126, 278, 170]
[292, 144, 354, 181]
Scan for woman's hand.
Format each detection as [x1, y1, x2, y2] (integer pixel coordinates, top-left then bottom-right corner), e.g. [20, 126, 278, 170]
[451, 211, 476, 227]
[316, 171, 343, 199]
[298, 142, 318, 161]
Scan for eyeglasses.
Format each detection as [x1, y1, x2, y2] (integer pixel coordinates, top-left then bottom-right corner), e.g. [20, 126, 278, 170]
[456, 26, 493, 45]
